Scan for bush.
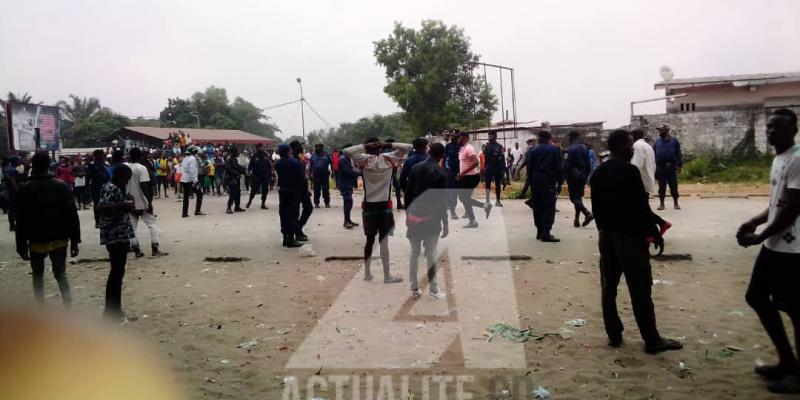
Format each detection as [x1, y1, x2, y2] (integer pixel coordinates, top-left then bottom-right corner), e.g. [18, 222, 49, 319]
[680, 154, 771, 183]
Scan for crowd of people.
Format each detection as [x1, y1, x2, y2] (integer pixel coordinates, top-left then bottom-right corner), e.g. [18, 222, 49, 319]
[3, 109, 800, 393]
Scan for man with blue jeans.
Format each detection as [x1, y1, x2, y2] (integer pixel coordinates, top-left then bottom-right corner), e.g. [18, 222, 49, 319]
[653, 124, 683, 210]
[405, 142, 448, 300]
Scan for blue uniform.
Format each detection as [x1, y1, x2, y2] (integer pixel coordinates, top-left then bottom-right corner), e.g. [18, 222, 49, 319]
[399, 150, 428, 192]
[564, 143, 591, 211]
[443, 141, 461, 212]
[337, 155, 360, 223]
[310, 151, 332, 206]
[275, 157, 304, 234]
[527, 143, 562, 235]
[653, 137, 683, 203]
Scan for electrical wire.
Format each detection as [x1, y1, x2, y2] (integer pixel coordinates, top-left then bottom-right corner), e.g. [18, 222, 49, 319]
[302, 98, 335, 129]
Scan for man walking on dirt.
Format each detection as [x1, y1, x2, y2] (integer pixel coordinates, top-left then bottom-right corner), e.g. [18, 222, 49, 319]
[653, 124, 683, 210]
[590, 129, 683, 355]
[344, 138, 411, 283]
[483, 131, 506, 207]
[126, 147, 167, 258]
[737, 109, 800, 394]
[247, 143, 272, 209]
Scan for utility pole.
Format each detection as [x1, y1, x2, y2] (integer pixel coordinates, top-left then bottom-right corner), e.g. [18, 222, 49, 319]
[297, 78, 306, 142]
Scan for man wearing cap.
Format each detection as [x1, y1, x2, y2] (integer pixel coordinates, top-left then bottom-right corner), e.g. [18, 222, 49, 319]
[653, 124, 683, 210]
[483, 131, 506, 207]
[247, 143, 273, 209]
[180, 146, 205, 217]
[563, 131, 594, 228]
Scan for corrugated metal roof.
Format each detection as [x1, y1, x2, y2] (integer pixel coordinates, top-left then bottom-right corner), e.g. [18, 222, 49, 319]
[655, 71, 800, 89]
[119, 127, 276, 144]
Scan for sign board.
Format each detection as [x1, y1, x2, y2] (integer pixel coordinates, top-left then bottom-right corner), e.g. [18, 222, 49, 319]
[5, 102, 61, 151]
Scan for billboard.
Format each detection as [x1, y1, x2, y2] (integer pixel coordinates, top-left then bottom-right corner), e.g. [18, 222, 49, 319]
[5, 102, 61, 151]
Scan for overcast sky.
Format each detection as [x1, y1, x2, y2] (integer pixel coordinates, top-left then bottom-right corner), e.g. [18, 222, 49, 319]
[2, 0, 799, 138]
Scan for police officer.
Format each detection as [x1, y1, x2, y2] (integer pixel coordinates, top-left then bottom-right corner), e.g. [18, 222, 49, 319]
[310, 144, 332, 208]
[225, 147, 246, 214]
[337, 143, 361, 229]
[290, 141, 312, 241]
[527, 131, 563, 242]
[274, 144, 303, 248]
[246, 143, 273, 209]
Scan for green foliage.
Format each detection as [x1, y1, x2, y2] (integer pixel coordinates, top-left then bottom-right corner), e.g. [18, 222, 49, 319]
[681, 154, 772, 183]
[57, 94, 107, 147]
[128, 117, 161, 127]
[159, 86, 279, 139]
[374, 20, 497, 134]
[68, 109, 130, 147]
[306, 113, 414, 150]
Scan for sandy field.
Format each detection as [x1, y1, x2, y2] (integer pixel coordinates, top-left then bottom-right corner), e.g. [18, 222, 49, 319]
[0, 184, 795, 400]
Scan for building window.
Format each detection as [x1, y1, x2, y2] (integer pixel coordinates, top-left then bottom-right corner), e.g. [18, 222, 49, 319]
[679, 103, 696, 112]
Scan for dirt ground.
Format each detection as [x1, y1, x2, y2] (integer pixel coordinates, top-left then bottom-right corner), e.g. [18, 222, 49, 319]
[0, 185, 794, 399]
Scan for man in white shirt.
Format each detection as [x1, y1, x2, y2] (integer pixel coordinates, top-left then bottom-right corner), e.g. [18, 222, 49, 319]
[180, 146, 205, 217]
[738, 108, 800, 394]
[125, 148, 167, 257]
[511, 142, 523, 170]
[344, 138, 411, 283]
[632, 129, 671, 236]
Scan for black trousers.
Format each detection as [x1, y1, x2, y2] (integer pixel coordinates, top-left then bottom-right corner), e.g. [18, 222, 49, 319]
[484, 168, 504, 201]
[299, 190, 313, 229]
[530, 174, 557, 234]
[227, 182, 241, 209]
[313, 173, 330, 206]
[456, 174, 483, 222]
[598, 231, 661, 345]
[446, 170, 459, 212]
[278, 191, 300, 234]
[250, 176, 269, 204]
[182, 182, 203, 215]
[567, 177, 587, 212]
[656, 164, 679, 202]
[105, 241, 130, 316]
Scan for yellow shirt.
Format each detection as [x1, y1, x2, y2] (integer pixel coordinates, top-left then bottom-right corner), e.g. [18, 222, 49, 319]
[30, 240, 69, 254]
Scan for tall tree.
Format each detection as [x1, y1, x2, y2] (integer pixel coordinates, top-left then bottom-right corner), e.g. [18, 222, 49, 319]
[57, 94, 105, 147]
[374, 20, 497, 134]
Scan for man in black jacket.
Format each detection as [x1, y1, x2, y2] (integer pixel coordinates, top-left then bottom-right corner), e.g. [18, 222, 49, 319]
[590, 130, 682, 354]
[404, 143, 449, 300]
[337, 143, 361, 229]
[16, 151, 80, 308]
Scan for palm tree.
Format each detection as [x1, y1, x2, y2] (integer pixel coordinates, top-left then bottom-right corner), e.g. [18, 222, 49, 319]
[5, 92, 33, 104]
[57, 94, 102, 122]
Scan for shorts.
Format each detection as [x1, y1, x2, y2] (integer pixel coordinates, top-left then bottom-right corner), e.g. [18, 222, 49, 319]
[747, 246, 800, 310]
[362, 201, 394, 237]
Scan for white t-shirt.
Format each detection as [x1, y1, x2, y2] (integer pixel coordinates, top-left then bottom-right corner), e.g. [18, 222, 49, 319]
[511, 147, 523, 166]
[631, 138, 657, 194]
[125, 162, 151, 211]
[765, 145, 800, 253]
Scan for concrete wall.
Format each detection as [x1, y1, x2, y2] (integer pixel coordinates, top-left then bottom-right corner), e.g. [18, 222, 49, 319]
[630, 106, 800, 155]
[665, 81, 800, 113]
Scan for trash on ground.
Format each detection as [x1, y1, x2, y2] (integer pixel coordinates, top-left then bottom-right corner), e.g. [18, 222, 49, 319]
[533, 385, 551, 399]
[653, 279, 674, 286]
[299, 245, 317, 257]
[485, 323, 560, 343]
[565, 319, 586, 327]
[729, 310, 744, 317]
[237, 338, 260, 349]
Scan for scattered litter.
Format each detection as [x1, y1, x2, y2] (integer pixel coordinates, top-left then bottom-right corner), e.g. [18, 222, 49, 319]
[299, 245, 317, 258]
[532, 385, 551, 399]
[652, 253, 693, 261]
[485, 323, 560, 343]
[204, 256, 249, 262]
[545, 259, 554, 264]
[335, 325, 342, 334]
[653, 279, 674, 286]
[726, 345, 746, 352]
[220, 359, 230, 364]
[316, 275, 326, 282]
[729, 310, 744, 317]
[678, 361, 690, 371]
[756, 358, 765, 367]
[237, 338, 260, 349]
[557, 327, 575, 340]
[277, 328, 292, 335]
[70, 257, 109, 264]
[461, 255, 532, 261]
[201, 268, 212, 272]
[565, 319, 586, 327]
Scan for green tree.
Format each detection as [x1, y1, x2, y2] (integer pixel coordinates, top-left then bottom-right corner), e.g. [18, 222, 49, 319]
[57, 94, 105, 147]
[69, 110, 130, 147]
[374, 20, 497, 134]
[305, 113, 413, 150]
[159, 98, 197, 127]
[230, 97, 279, 139]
